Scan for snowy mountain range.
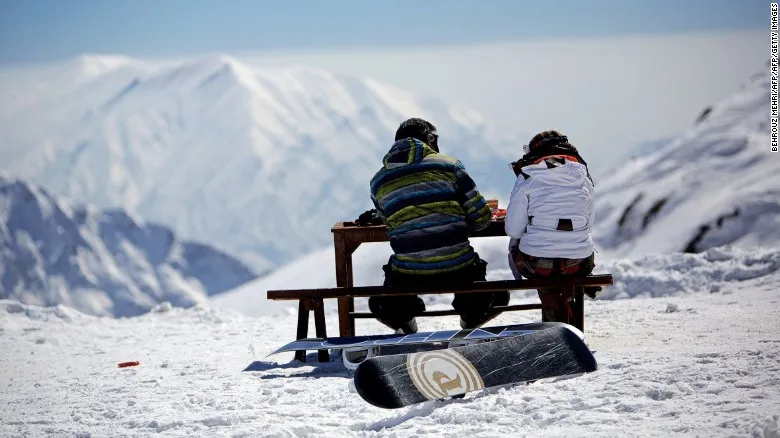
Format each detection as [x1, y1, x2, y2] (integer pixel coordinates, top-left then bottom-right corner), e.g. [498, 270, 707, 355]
[1, 57, 778, 437]
[593, 66, 776, 258]
[0, 173, 256, 317]
[1, 53, 772, 319]
[0, 54, 523, 272]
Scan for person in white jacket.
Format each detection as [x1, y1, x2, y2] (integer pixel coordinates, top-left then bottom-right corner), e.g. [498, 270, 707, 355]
[504, 130, 600, 322]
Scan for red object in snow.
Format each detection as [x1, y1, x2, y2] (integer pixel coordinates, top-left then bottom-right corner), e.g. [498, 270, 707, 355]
[117, 361, 140, 368]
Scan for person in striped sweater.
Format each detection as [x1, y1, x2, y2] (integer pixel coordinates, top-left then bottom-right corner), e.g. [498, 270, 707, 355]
[369, 118, 510, 334]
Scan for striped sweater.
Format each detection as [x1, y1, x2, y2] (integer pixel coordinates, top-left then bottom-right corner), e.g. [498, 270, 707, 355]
[369, 137, 492, 275]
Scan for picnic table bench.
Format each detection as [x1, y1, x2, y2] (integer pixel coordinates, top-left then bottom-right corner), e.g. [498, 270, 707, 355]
[267, 220, 614, 362]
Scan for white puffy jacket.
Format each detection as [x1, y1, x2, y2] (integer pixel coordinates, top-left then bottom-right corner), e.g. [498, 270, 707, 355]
[504, 158, 595, 259]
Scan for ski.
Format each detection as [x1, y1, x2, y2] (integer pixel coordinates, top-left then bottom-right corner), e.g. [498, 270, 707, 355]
[269, 321, 582, 356]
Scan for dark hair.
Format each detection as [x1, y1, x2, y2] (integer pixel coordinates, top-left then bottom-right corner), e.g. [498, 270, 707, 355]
[513, 129, 594, 186]
[395, 118, 439, 151]
[527, 130, 572, 151]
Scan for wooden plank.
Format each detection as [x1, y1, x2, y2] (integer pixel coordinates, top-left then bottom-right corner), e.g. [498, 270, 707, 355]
[573, 287, 585, 332]
[312, 299, 329, 362]
[350, 303, 543, 318]
[559, 285, 573, 327]
[267, 275, 614, 300]
[294, 300, 309, 362]
[333, 230, 354, 337]
[331, 220, 507, 241]
[331, 223, 391, 244]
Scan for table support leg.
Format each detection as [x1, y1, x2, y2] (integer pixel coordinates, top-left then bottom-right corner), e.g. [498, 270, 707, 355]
[313, 299, 329, 362]
[294, 300, 309, 362]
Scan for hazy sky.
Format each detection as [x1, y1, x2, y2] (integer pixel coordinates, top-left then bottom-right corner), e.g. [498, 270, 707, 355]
[0, 0, 767, 65]
[0, 1, 770, 174]
[246, 30, 767, 175]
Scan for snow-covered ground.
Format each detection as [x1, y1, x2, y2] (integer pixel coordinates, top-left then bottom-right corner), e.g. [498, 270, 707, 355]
[3, 246, 779, 437]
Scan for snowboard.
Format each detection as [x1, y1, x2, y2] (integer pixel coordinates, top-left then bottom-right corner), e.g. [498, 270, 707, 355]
[269, 321, 581, 356]
[353, 325, 597, 409]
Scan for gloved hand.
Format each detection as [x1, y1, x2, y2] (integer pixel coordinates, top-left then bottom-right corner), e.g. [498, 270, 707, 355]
[584, 286, 602, 299]
[356, 209, 383, 226]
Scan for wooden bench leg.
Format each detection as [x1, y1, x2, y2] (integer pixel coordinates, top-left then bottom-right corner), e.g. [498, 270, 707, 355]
[573, 287, 585, 333]
[294, 300, 309, 362]
[556, 286, 577, 327]
[558, 287, 571, 326]
[338, 297, 355, 337]
[312, 299, 329, 363]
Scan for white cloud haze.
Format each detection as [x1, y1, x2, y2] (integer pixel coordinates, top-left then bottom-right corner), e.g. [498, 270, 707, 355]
[244, 30, 765, 175]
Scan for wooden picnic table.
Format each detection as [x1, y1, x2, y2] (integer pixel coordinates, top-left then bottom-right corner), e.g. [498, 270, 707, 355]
[331, 220, 508, 337]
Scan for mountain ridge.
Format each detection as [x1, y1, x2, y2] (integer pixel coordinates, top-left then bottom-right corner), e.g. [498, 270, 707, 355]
[0, 54, 522, 271]
[0, 173, 257, 317]
[592, 66, 776, 258]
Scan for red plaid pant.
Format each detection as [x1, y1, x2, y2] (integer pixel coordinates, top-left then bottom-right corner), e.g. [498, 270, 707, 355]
[509, 250, 595, 322]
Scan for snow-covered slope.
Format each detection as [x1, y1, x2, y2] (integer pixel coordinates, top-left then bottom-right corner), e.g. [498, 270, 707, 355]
[3, 246, 779, 437]
[593, 67, 776, 258]
[0, 174, 257, 317]
[0, 54, 522, 271]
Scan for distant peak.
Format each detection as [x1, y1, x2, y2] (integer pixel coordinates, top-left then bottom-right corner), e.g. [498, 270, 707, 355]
[0, 175, 41, 205]
[0, 173, 25, 189]
[185, 53, 249, 75]
[46, 54, 141, 83]
[69, 54, 134, 74]
[102, 208, 146, 229]
[200, 53, 241, 66]
[167, 53, 260, 90]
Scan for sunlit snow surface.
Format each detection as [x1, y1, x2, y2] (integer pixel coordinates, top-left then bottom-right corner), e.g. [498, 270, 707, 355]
[3, 245, 779, 437]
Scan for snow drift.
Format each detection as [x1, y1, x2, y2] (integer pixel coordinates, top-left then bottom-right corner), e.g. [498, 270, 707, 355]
[0, 173, 256, 317]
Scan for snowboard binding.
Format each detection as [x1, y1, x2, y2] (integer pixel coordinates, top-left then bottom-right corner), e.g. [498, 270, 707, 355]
[341, 346, 380, 371]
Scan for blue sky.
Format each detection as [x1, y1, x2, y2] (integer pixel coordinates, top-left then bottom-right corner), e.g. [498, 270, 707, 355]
[0, 0, 769, 65]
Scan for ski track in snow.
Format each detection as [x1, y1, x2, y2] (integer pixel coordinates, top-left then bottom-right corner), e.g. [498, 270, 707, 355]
[2, 268, 779, 438]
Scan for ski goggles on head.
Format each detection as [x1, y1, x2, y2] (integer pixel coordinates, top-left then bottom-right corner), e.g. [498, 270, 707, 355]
[427, 132, 439, 150]
[526, 135, 569, 154]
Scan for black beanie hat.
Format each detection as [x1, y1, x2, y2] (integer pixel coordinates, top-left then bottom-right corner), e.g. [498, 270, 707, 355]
[526, 130, 572, 153]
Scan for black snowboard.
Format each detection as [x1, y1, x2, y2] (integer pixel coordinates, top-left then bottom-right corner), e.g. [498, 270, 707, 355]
[353, 326, 597, 409]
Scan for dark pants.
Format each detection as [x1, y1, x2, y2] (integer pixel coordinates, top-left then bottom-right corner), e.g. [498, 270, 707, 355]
[510, 251, 596, 322]
[369, 256, 509, 330]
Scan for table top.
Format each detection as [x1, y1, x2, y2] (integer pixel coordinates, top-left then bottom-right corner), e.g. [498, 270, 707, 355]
[332, 218, 507, 239]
